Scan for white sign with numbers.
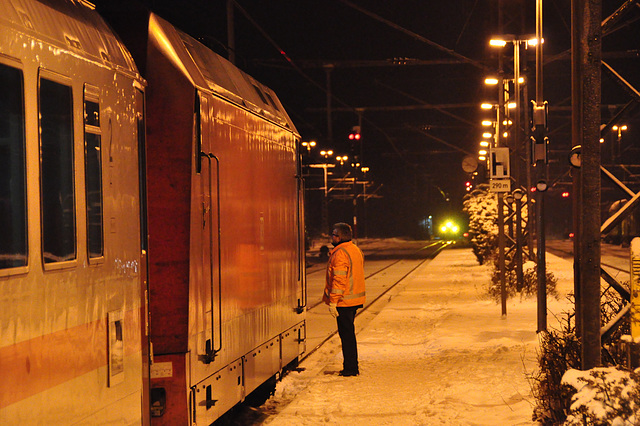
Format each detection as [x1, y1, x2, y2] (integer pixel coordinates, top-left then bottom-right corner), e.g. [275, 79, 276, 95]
[490, 179, 511, 193]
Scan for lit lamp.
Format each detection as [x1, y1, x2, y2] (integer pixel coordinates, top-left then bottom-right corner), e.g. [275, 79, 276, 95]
[613, 124, 628, 136]
[320, 149, 334, 159]
[301, 140, 316, 152]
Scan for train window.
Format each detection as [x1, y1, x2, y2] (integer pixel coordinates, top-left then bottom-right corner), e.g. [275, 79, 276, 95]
[40, 77, 76, 264]
[252, 84, 269, 106]
[84, 90, 103, 260]
[0, 63, 27, 269]
[264, 92, 280, 112]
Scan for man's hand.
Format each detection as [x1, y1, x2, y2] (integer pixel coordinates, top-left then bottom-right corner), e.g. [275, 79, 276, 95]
[328, 303, 338, 318]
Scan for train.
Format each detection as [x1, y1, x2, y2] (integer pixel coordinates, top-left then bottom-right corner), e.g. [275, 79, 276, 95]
[0, 0, 306, 424]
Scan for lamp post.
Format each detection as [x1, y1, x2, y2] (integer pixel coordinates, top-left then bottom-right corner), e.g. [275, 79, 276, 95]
[316, 149, 334, 234]
[612, 124, 628, 162]
[301, 140, 316, 154]
[481, 101, 508, 316]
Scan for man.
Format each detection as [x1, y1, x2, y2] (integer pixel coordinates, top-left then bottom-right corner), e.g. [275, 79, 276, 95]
[323, 222, 365, 376]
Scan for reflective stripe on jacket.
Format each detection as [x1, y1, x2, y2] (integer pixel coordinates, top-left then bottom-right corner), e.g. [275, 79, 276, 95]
[323, 241, 365, 307]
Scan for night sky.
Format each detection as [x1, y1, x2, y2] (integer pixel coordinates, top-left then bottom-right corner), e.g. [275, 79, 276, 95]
[96, 0, 640, 238]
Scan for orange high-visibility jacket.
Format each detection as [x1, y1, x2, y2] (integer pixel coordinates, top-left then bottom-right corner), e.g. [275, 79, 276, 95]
[323, 241, 366, 307]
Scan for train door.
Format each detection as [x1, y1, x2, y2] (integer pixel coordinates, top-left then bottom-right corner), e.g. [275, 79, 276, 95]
[195, 91, 221, 368]
[136, 86, 151, 426]
[191, 91, 231, 425]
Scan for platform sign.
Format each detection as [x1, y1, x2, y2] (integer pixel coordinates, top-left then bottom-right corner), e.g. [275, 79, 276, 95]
[489, 179, 511, 193]
[490, 147, 510, 179]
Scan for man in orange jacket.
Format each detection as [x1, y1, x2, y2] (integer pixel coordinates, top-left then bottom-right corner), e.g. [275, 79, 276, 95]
[323, 222, 366, 376]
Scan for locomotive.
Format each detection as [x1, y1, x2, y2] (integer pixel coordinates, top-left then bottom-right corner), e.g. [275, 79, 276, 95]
[0, 0, 306, 424]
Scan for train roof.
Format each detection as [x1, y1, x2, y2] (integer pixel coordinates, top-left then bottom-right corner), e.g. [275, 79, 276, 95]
[148, 13, 299, 134]
[0, 0, 140, 77]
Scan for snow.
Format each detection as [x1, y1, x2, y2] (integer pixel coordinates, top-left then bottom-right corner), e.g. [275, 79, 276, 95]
[259, 246, 577, 425]
[562, 367, 640, 425]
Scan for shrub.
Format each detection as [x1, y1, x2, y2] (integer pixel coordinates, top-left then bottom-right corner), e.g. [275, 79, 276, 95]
[488, 259, 558, 302]
[530, 283, 633, 424]
[563, 367, 640, 425]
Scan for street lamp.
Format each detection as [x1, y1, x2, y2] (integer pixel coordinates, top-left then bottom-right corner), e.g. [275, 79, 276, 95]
[301, 140, 316, 152]
[320, 149, 334, 159]
[613, 124, 628, 162]
[336, 155, 348, 165]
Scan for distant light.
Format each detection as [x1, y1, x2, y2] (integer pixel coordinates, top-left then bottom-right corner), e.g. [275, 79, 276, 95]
[484, 77, 499, 85]
[478, 149, 487, 156]
[562, 192, 570, 198]
[440, 226, 447, 232]
[481, 120, 493, 127]
[480, 141, 490, 147]
[463, 232, 469, 238]
[478, 155, 486, 161]
[569, 232, 574, 238]
[489, 39, 507, 47]
[599, 138, 605, 143]
[527, 38, 544, 47]
[482, 132, 493, 139]
[507, 102, 517, 109]
[503, 132, 509, 138]
[481, 103, 494, 110]
[518, 77, 525, 84]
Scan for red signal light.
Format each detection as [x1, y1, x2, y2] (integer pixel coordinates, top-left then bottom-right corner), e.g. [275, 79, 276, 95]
[349, 126, 361, 141]
[562, 192, 570, 198]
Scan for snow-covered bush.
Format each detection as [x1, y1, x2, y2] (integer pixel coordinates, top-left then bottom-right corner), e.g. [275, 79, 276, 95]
[462, 184, 498, 265]
[530, 313, 581, 424]
[531, 288, 633, 424]
[562, 367, 640, 425]
[488, 259, 559, 301]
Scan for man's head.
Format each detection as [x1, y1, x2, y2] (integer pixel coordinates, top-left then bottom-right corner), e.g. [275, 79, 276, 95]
[331, 222, 352, 245]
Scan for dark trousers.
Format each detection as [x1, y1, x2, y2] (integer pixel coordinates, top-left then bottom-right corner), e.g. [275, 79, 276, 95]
[336, 305, 361, 373]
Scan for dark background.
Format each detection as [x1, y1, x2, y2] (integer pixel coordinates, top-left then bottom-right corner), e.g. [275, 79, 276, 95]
[96, 0, 640, 239]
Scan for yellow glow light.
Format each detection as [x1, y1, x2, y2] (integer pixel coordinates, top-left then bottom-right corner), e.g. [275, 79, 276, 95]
[489, 39, 507, 47]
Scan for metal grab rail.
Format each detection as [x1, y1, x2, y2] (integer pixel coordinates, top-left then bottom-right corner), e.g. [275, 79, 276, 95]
[296, 172, 307, 313]
[201, 151, 223, 363]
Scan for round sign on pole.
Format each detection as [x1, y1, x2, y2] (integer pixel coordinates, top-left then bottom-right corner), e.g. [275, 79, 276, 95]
[462, 155, 478, 173]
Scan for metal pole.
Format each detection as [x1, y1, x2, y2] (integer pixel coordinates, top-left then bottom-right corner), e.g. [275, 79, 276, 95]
[571, 0, 582, 340]
[323, 66, 333, 235]
[322, 164, 329, 233]
[498, 64, 507, 317]
[535, 0, 547, 333]
[324, 65, 334, 147]
[574, 0, 603, 369]
[226, 0, 235, 64]
[514, 42, 524, 291]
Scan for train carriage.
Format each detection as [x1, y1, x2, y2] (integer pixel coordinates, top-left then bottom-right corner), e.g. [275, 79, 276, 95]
[125, 13, 307, 425]
[1, 1, 306, 423]
[0, 0, 148, 424]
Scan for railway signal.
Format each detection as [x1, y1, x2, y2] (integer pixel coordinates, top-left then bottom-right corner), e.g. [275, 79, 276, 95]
[348, 126, 361, 140]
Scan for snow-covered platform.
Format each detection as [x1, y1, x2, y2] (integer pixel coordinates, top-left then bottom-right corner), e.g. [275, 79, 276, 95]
[261, 245, 575, 425]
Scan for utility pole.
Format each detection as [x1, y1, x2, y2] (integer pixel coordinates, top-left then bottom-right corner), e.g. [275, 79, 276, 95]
[532, 0, 548, 333]
[572, 0, 602, 369]
[226, 0, 235, 64]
